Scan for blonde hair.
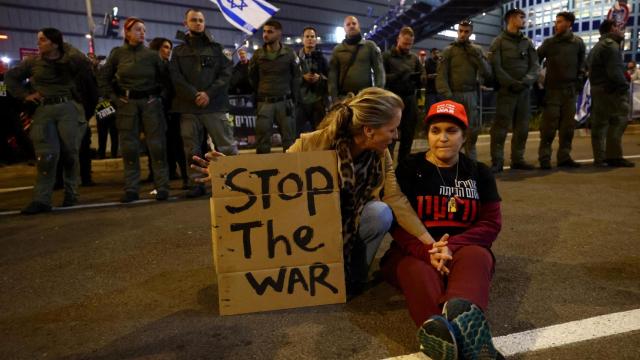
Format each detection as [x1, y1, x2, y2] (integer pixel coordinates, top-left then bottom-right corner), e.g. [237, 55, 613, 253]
[318, 87, 404, 141]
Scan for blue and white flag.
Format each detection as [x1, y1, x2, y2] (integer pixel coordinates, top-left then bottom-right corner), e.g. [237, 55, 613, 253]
[212, 0, 279, 35]
[575, 79, 591, 126]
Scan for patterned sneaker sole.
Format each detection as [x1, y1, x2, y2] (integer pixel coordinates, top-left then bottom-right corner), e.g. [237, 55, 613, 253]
[417, 315, 458, 360]
[443, 298, 497, 360]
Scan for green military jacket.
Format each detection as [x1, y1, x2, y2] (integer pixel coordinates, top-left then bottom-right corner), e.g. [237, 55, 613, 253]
[489, 30, 539, 90]
[587, 33, 628, 94]
[98, 42, 169, 101]
[537, 31, 586, 90]
[383, 47, 425, 97]
[436, 40, 492, 96]
[170, 30, 232, 113]
[249, 43, 301, 101]
[5, 43, 88, 99]
[329, 37, 384, 98]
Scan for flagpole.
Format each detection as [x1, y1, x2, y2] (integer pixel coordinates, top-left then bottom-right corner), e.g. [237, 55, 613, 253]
[85, 0, 96, 53]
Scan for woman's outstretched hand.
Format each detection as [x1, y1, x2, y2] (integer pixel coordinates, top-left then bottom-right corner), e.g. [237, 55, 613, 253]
[190, 151, 225, 183]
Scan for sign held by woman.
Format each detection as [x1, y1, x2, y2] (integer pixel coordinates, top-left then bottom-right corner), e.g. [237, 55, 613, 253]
[210, 151, 345, 315]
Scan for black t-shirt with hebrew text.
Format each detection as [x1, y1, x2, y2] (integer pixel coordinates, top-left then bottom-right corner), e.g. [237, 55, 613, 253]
[395, 152, 501, 241]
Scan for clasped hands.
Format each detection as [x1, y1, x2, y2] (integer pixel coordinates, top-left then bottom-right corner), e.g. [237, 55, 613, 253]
[429, 234, 452, 276]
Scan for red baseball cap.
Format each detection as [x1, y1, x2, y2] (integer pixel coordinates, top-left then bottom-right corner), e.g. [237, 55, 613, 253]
[424, 100, 469, 129]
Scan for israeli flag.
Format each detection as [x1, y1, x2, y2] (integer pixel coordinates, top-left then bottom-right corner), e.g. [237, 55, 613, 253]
[212, 0, 279, 35]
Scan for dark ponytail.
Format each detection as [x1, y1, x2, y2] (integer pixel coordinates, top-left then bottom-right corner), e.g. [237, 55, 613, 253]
[39, 28, 64, 56]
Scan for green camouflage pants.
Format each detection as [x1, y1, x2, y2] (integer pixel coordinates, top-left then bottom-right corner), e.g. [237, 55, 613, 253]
[490, 88, 531, 165]
[450, 91, 480, 160]
[589, 88, 629, 163]
[30, 101, 86, 205]
[116, 97, 168, 193]
[255, 100, 296, 154]
[538, 87, 577, 164]
[180, 112, 238, 186]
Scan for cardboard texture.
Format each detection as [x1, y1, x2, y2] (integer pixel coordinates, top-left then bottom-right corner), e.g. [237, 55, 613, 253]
[210, 151, 346, 315]
[211, 193, 342, 273]
[217, 262, 346, 315]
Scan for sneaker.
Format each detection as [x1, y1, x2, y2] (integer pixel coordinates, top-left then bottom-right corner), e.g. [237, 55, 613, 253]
[417, 315, 458, 360]
[120, 191, 139, 203]
[490, 163, 503, 174]
[539, 161, 552, 170]
[606, 158, 635, 168]
[593, 160, 608, 168]
[557, 159, 581, 168]
[186, 185, 206, 198]
[443, 298, 498, 360]
[21, 201, 52, 215]
[61, 195, 78, 207]
[510, 161, 535, 170]
[156, 190, 169, 201]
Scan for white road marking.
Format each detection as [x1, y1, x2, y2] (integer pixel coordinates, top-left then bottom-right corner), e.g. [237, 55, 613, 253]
[501, 154, 640, 170]
[383, 308, 640, 359]
[1, 156, 638, 216]
[0, 186, 33, 194]
[0, 198, 179, 216]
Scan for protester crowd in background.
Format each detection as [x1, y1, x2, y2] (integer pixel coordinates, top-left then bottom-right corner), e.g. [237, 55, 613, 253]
[0, 8, 637, 214]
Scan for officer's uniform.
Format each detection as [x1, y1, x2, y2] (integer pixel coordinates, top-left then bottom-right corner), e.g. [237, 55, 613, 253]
[383, 47, 425, 162]
[437, 40, 492, 159]
[537, 30, 586, 167]
[488, 30, 539, 169]
[425, 56, 441, 110]
[249, 43, 301, 154]
[587, 33, 630, 165]
[99, 42, 170, 199]
[328, 36, 384, 98]
[170, 31, 238, 191]
[5, 43, 88, 210]
[297, 48, 329, 135]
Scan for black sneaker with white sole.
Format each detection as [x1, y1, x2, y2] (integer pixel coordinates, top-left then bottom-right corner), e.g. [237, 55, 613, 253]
[442, 298, 501, 360]
[417, 315, 458, 360]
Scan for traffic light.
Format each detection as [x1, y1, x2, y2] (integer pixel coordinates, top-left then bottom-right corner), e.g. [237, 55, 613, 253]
[104, 7, 120, 38]
[107, 15, 120, 38]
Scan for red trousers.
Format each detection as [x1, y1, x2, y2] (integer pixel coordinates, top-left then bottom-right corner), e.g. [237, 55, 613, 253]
[381, 245, 494, 327]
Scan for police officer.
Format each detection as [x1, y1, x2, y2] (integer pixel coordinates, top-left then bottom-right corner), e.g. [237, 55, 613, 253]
[587, 19, 634, 168]
[329, 16, 384, 99]
[5, 28, 89, 214]
[249, 20, 301, 154]
[383, 26, 425, 162]
[229, 48, 252, 95]
[489, 8, 539, 172]
[437, 20, 492, 160]
[425, 48, 441, 110]
[171, 8, 238, 197]
[537, 12, 586, 169]
[99, 17, 171, 203]
[297, 26, 329, 135]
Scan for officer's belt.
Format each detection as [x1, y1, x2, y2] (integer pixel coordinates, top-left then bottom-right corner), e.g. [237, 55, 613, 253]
[119, 89, 160, 99]
[256, 94, 291, 103]
[41, 96, 72, 105]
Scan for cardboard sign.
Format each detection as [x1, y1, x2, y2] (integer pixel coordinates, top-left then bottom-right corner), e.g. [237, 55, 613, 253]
[210, 151, 346, 315]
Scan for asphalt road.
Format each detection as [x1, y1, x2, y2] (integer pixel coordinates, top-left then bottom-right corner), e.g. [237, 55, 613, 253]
[1, 131, 639, 359]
